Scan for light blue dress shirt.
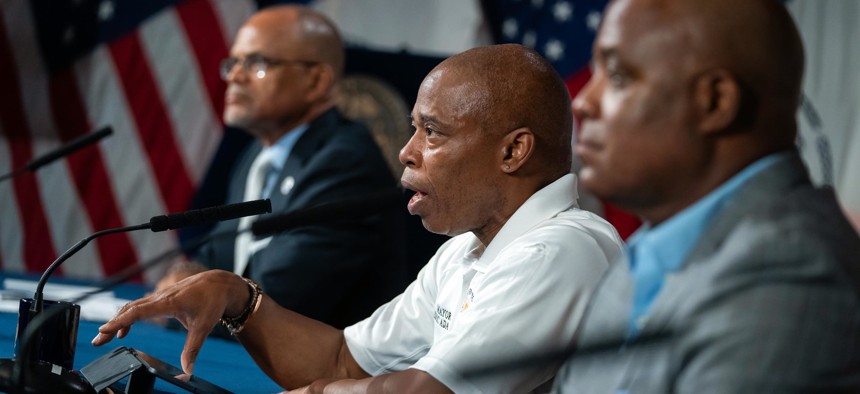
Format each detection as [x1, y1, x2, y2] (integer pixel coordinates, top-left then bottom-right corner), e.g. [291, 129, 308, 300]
[258, 124, 308, 199]
[626, 153, 786, 340]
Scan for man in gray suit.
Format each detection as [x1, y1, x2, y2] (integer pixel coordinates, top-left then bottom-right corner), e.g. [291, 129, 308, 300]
[553, 0, 860, 392]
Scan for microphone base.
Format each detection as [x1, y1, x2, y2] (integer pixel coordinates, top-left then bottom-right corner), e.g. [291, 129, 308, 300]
[0, 358, 95, 394]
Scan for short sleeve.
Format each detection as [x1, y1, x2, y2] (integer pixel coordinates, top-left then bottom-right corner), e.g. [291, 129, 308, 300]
[412, 224, 615, 393]
[344, 237, 461, 374]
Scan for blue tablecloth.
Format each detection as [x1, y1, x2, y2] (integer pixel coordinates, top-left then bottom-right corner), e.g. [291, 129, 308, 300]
[0, 276, 283, 393]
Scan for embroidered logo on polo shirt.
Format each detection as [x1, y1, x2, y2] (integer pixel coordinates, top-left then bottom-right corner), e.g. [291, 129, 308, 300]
[462, 288, 474, 312]
[434, 304, 452, 330]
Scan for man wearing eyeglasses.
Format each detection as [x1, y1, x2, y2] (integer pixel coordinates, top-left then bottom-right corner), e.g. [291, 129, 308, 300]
[157, 5, 409, 330]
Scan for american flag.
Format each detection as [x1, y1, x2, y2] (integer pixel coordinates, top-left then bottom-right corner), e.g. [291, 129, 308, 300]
[0, 0, 255, 282]
[482, 0, 642, 238]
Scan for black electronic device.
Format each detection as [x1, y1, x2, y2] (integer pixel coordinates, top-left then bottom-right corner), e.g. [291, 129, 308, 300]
[2, 191, 395, 393]
[80, 347, 232, 394]
[3, 200, 270, 393]
[0, 358, 95, 394]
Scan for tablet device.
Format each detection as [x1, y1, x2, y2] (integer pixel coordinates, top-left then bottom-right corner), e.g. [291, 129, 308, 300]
[80, 346, 233, 394]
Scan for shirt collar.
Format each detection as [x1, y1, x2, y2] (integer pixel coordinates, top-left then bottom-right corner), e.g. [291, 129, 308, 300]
[259, 123, 310, 171]
[473, 173, 580, 271]
[626, 152, 787, 272]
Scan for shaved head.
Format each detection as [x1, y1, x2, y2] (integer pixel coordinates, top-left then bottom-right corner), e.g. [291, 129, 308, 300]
[401, 44, 574, 243]
[574, 0, 806, 223]
[432, 44, 574, 180]
[670, 0, 804, 96]
[610, 0, 804, 143]
[249, 5, 345, 79]
[225, 5, 345, 144]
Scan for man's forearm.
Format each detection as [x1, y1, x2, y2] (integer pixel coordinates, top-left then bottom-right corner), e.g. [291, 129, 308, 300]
[296, 369, 453, 394]
[238, 295, 368, 389]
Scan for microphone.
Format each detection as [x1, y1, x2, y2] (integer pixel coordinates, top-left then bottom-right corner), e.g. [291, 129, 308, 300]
[31, 199, 272, 314]
[4, 199, 271, 393]
[150, 198, 271, 232]
[6, 190, 395, 392]
[12, 199, 270, 392]
[251, 188, 402, 236]
[3, 223, 244, 393]
[0, 127, 113, 184]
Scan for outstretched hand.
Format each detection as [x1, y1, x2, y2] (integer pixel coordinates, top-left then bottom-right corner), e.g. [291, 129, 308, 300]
[91, 270, 250, 375]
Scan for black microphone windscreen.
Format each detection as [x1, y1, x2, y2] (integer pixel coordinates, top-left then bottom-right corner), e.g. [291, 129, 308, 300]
[251, 188, 402, 237]
[150, 199, 272, 232]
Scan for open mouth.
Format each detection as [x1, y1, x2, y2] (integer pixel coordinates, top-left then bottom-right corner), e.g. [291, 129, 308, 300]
[401, 180, 428, 215]
[407, 191, 428, 215]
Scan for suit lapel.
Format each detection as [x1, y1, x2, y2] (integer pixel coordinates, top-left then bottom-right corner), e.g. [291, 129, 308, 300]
[269, 109, 341, 215]
[637, 151, 811, 336]
[686, 152, 809, 262]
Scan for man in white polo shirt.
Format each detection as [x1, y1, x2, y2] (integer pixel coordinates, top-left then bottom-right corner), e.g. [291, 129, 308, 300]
[94, 44, 623, 393]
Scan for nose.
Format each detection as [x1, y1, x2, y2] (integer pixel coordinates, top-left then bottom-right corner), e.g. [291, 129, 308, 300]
[223, 63, 247, 84]
[399, 130, 422, 168]
[572, 75, 600, 121]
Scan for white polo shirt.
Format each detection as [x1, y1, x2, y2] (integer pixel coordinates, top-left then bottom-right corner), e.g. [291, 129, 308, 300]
[344, 174, 623, 393]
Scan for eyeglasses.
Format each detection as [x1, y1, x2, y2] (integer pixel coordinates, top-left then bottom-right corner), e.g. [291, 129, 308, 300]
[219, 54, 318, 80]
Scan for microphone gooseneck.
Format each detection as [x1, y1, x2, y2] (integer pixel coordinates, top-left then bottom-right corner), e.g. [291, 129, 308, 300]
[9, 227, 242, 393]
[251, 188, 401, 236]
[32, 198, 272, 314]
[0, 127, 113, 184]
[9, 223, 253, 392]
[10, 191, 389, 392]
[31, 224, 150, 316]
[17, 199, 271, 392]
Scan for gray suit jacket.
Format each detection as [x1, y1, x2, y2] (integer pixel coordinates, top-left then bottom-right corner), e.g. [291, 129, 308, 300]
[554, 152, 860, 393]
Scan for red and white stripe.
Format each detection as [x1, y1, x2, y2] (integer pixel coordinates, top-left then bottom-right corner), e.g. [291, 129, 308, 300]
[0, 0, 254, 283]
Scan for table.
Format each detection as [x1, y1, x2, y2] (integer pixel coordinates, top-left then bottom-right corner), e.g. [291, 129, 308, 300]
[0, 275, 283, 393]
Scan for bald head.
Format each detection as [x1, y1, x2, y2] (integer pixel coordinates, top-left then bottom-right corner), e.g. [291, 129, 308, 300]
[401, 44, 574, 243]
[248, 5, 345, 79]
[679, 0, 803, 126]
[572, 0, 806, 223]
[224, 5, 346, 143]
[433, 44, 573, 179]
[614, 0, 804, 143]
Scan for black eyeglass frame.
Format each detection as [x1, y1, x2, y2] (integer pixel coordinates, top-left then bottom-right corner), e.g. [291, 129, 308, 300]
[219, 54, 319, 80]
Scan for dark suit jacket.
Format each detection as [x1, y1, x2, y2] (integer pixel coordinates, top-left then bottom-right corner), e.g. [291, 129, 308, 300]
[197, 108, 409, 328]
[554, 152, 860, 393]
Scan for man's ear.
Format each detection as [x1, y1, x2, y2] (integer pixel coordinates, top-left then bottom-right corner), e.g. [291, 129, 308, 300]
[306, 63, 336, 101]
[500, 128, 535, 173]
[694, 69, 741, 134]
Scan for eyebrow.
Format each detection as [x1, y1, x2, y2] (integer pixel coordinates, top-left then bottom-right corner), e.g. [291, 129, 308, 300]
[230, 51, 266, 59]
[416, 114, 443, 126]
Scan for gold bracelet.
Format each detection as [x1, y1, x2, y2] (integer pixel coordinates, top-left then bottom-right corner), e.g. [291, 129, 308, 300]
[220, 278, 262, 336]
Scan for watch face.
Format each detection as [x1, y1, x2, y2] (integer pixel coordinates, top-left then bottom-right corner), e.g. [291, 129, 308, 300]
[338, 74, 411, 178]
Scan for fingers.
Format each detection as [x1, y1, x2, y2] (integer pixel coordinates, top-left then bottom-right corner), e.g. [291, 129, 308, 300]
[179, 323, 212, 375]
[91, 331, 115, 346]
[92, 296, 167, 345]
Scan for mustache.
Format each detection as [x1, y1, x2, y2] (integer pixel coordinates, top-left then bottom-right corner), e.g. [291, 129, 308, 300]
[225, 85, 250, 98]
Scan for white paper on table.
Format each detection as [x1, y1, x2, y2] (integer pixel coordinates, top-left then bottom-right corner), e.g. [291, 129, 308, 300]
[0, 278, 133, 322]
